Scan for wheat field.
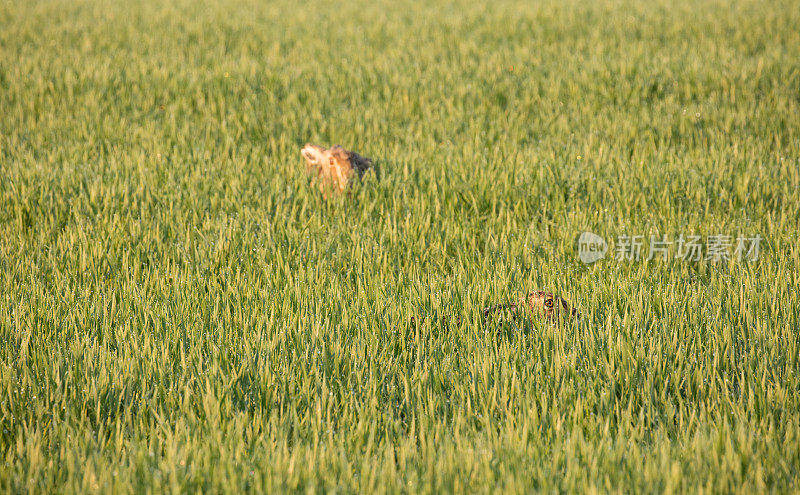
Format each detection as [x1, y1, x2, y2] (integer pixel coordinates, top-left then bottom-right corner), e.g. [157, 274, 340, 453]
[1, 0, 799, 492]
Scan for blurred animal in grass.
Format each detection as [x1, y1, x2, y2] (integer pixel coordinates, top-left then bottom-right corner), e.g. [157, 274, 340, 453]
[301, 144, 373, 198]
[409, 291, 578, 330]
[483, 291, 578, 324]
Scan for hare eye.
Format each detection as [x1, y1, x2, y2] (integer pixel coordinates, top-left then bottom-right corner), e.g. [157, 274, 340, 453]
[544, 299, 553, 308]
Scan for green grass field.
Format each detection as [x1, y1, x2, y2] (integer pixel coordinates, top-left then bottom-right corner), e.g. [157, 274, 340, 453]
[2, 0, 800, 492]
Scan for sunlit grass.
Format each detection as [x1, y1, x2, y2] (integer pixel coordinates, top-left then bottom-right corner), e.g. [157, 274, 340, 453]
[1, 0, 799, 491]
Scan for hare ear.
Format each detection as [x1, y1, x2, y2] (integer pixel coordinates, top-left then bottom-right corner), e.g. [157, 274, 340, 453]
[301, 144, 318, 163]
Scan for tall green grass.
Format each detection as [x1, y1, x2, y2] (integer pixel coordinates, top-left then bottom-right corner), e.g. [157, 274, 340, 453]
[1, 0, 799, 491]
